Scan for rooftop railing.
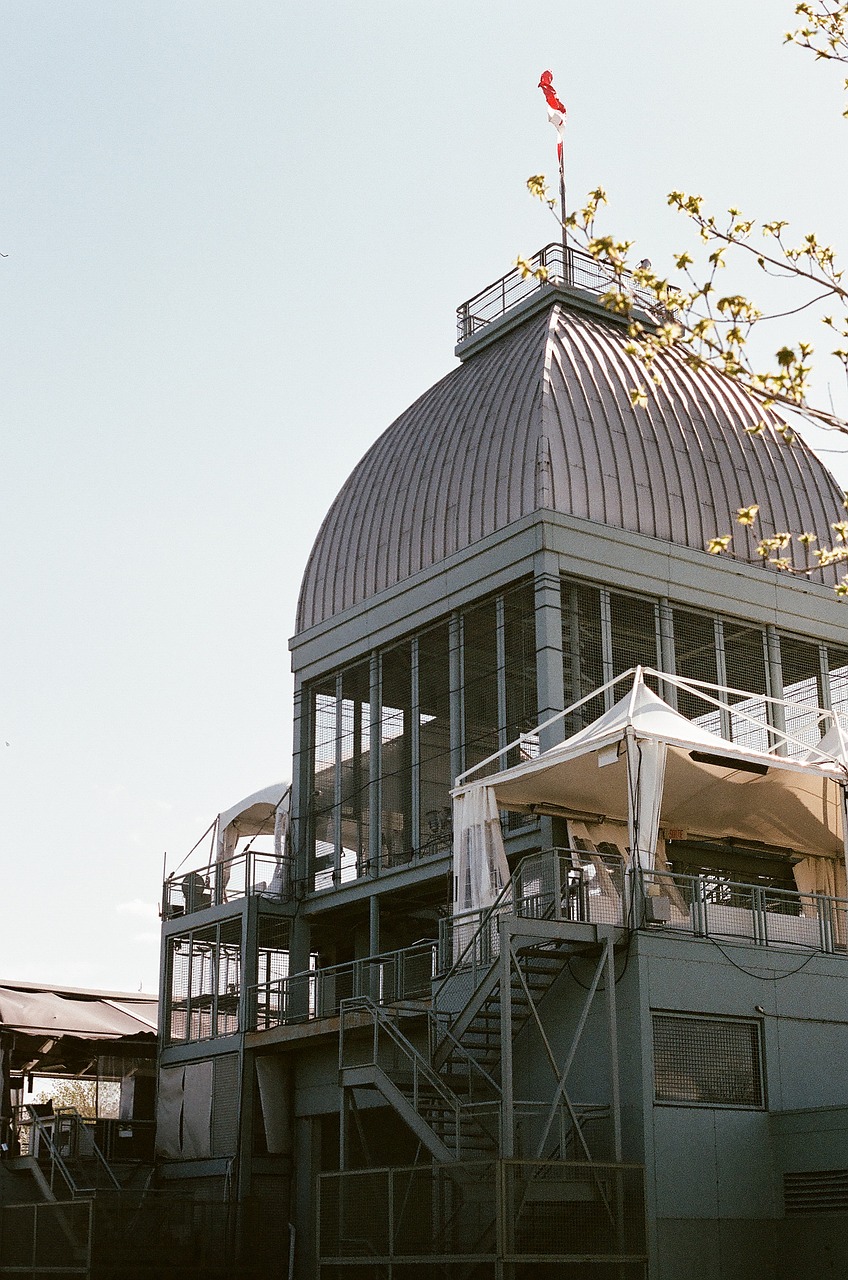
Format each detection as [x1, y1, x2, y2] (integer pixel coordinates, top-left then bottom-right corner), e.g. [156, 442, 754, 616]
[162, 849, 293, 919]
[456, 242, 668, 344]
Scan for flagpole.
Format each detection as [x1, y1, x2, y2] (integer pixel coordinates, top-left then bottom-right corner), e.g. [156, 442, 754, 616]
[559, 145, 569, 282]
[539, 71, 570, 284]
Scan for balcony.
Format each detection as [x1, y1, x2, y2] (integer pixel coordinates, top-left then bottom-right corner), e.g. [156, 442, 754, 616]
[161, 848, 292, 919]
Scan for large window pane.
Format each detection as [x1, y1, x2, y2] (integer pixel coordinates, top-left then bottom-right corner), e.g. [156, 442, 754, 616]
[380, 644, 412, 868]
[780, 636, 826, 755]
[561, 580, 605, 729]
[462, 599, 499, 777]
[723, 624, 769, 752]
[673, 609, 721, 731]
[418, 624, 453, 854]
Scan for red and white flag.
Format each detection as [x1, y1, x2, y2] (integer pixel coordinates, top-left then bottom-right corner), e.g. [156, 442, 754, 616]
[538, 69, 566, 163]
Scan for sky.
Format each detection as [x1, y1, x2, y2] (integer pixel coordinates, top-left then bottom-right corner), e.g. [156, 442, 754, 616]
[2, 1, 848, 993]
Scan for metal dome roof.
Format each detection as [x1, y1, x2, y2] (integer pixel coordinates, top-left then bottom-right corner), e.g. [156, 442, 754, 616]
[296, 296, 842, 632]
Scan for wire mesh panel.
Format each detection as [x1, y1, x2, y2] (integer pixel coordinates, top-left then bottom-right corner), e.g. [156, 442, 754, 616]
[167, 919, 243, 1044]
[503, 582, 539, 767]
[311, 680, 338, 890]
[502, 1160, 647, 1264]
[216, 917, 241, 1036]
[609, 593, 660, 685]
[561, 580, 606, 729]
[780, 635, 828, 754]
[0, 1200, 92, 1275]
[722, 623, 771, 751]
[652, 1013, 764, 1107]
[418, 622, 453, 854]
[672, 608, 721, 731]
[828, 644, 848, 722]
[380, 643, 413, 869]
[319, 1161, 646, 1270]
[211, 1053, 240, 1156]
[462, 599, 500, 778]
[340, 662, 371, 879]
[319, 1169, 391, 1261]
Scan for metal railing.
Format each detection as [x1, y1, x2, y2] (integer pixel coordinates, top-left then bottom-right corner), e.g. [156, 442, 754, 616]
[640, 867, 848, 952]
[162, 849, 293, 918]
[22, 1106, 120, 1199]
[456, 242, 669, 343]
[0, 1199, 92, 1276]
[249, 940, 437, 1031]
[437, 847, 624, 982]
[318, 1158, 647, 1269]
[339, 997, 497, 1160]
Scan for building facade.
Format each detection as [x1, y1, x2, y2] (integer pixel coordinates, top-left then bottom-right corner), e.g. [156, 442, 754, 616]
[156, 248, 848, 1279]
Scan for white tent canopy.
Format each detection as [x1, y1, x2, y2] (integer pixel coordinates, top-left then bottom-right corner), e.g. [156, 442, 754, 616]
[216, 781, 291, 897]
[452, 673, 848, 894]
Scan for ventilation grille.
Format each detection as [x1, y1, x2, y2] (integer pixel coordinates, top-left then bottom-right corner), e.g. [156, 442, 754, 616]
[784, 1169, 848, 1216]
[652, 1013, 764, 1107]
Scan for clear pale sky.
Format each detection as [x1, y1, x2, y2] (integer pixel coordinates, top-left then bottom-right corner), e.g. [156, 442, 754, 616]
[2, 1, 847, 993]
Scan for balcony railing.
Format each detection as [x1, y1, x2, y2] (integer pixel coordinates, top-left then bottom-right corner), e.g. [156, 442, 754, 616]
[162, 849, 293, 919]
[456, 242, 668, 343]
[249, 940, 438, 1031]
[438, 847, 625, 976]
[640, 867, 848, 952]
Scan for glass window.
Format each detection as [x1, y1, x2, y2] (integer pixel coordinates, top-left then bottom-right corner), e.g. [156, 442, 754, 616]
[380, 644, 412, 868]
[462, 599, 500, 777]
[418, 624, 453, 854]
[780, 636, 826, 755]
[723, 624, 770, 752]
[561, 580, 605, 729]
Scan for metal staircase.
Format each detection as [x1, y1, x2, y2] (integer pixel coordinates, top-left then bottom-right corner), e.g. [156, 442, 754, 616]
[25, 1105, 121, 1200]
[339, 849, 612, 1164]
[326, 850, 648, 1274]
[339, 998, 499, 1162]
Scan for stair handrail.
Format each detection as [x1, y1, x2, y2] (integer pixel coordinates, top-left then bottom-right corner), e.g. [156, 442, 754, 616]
[56, 1108, 121, 1192]
[427, 1009, 502, 1098]
[434, 848, 570, 998]
[25, 1105, 90, 1199]
[340, 996, 466, 1156]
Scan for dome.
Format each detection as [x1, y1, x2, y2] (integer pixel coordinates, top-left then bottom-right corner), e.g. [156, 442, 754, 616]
[296, 295, 842, 632]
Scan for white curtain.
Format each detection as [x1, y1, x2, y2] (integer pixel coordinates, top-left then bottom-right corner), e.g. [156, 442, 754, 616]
[452, 785, 511, 916]
[625, 733, 667, 873]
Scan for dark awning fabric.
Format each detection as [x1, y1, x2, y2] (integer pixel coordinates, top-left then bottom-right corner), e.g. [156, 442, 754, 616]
[0, 986, 158, 1040]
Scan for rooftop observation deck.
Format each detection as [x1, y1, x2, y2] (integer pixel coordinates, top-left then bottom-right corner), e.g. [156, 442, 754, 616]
[455, 241, 667, 355]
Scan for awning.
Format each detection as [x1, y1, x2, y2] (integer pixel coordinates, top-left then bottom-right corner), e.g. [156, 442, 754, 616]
[454, 673, 848, 864]
[0, 984, 158, 1040]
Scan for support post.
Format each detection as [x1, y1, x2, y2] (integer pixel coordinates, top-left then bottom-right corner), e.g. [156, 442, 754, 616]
[605, 936, 622, 1163]
[499, 919, 514, 1158]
